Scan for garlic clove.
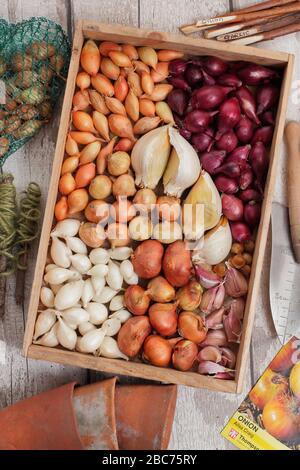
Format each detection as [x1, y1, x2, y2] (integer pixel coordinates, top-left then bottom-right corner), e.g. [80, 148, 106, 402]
[87, 264, 109, 277]
[124, 272, 139, 285]
[44, 267, 78, 285]
[98, 336, 128, 360]
[57, 317, 77, 350]
[33, 322, 59, 347]
[70, 254, 92, 274]
[200, 284, 225, 315]
[106, 261, 123, 290]
[86, 302, 108, 325]
[50, 237, 71, 268]
[193, 217, 232, 265]
[108, 246, 133, 260]
[109, 308, 131, 323]
[89, 247, 110, 265]
[51, 219, 81, 238]
[93, 286, 119, 304]
[76, 328, 105, 353]
[40, 286, 54, 308]
[109, 294, 124, 312]
[194, 263, 222, 289]
[78, 321, 97, 336]
[54, 280, 84, 310]
[65, 236, 88, 254]
[131, 124, 171, 189]
[102, 317, 121, 336]
[33, 309, 57, 340]
[183, 171, 222, 240]
[91, 276, 106, 297]
[224, 264, 248, 298]
[61, 307, 89, 328]
[45, 263, 57, 272]
[163, 127, 201, 198]
[81, 279, 94, 308]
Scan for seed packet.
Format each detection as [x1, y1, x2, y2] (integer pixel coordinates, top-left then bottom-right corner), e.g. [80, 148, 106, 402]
[221, 337, 300, 450]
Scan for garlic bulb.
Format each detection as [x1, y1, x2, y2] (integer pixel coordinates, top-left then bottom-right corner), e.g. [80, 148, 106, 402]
[128, 215, 153, 241]
[51, 219, 80, 238]
[106, 261, 123, 290]
[65, 236, 87, 254]
[78, 321, 96, 336]
[131, 124, 171, 189]
[45, 263, 57, 272]
[51, 237, 71, 268]
[153, 221, 182, 244]
[54, 280, 84, 310]
[102, 318, 121, 336]
[183, 171, 222, 240]
[108, 247, 133, 260]
[40, 286, 54, 308]
[81, 279, 94, 308]
[98, 337, 128, 360]
[61, 307, 89, 328]
[76, 328, 105, 353]
[33, 309, 57, 340]
[91, 276, 105, 297]
[87, 264, 109, 277]
[109, 294, 124, 312]
[163, 127, 201, 197]
[93, 286, 118, 304]
[89, 248, 110, 265]
[109, 309, 131, 323]
[33, 322, 59, 347]
[44, 267, 77, 285]
[193, 217, 232, 265]
[70, 254, 92, 274]
[86, 302, 108, 325]
[57, 317, 77, 350]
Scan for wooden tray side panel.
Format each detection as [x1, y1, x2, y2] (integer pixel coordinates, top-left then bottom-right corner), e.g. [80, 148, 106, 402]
[81, 21, 290, 65]
[23, 21, 293, 391]
[235, 54, 295, 393]
[23, 23, 84, 354]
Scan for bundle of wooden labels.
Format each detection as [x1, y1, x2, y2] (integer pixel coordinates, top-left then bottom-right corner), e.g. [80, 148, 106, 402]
[180, 0, 300, 45]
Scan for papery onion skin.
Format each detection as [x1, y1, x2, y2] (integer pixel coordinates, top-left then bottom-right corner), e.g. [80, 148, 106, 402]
[178, 311, 207, 344]
[117, 316, 151, 358]
[149, 303, 178, 336]
[251, 126, 273, 146]
[146, 276, 176, 303]
[185, 110, 217, 133]
[235, 116, 254, 144]
[257, 85, 279, 115]
[167, 89, 188, 116]
[191, 131, 214, 152]
[185, 64, 202, 87]
[222, 194, 243, 221]
[238, 64, 277, 85]
[244, 202, 261, 228]
[200, 150, 226, 174]
[172, 340, 198, 371]
[124, 285, 150, 316]
[230, 222, 252, 243]
[163, 240, 191, 287]
[176, 280, 203, 310]
[191, 85, 232, 111]
[203, 57, 228, 77]
[169, 59, 188, 76]
[132, 240, 164, 279]
[249, 368, 289, 410]
[143, 335, 172, 367]
[235, 86, 260, 125]
[217, 73, 242, 89]
[214, 175, 239, 194]
[262, 395, 300, 441]
[216, 130, 238, 153]
[217, 97, 241, 135]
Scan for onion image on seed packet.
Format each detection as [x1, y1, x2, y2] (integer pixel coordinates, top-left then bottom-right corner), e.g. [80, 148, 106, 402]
[221, 337, 300, 450]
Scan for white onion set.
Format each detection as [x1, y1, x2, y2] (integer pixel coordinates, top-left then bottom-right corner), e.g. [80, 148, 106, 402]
[36, 219, 135, 355]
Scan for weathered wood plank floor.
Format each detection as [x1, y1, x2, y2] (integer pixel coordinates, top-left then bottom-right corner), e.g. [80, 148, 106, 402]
[0, 0, 298, 450]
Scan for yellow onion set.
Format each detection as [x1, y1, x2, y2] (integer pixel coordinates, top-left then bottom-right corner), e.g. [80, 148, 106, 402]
[33, 39, 259, 379]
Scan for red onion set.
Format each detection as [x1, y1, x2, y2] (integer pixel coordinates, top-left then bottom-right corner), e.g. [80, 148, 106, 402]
[167, 55, 281, 242]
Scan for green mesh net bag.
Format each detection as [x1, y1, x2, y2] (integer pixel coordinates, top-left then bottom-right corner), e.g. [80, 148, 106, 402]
[0, 17, 70, 167]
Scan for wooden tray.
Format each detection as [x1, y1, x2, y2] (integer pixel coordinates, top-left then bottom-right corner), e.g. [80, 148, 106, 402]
[23, 21, 294, 393]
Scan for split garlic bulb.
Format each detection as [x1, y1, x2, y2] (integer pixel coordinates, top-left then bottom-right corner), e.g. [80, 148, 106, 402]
[193, 216, 232, 265]
[163, 127, 201, 197]
[131, 125, 171, 189]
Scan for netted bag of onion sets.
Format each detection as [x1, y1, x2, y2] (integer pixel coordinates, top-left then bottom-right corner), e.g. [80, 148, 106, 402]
[0, 17, 70, 166]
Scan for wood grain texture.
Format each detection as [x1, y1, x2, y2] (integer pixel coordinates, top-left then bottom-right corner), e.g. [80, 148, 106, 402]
[231, 0, 298, 388]
[0, 0, 87, 409]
